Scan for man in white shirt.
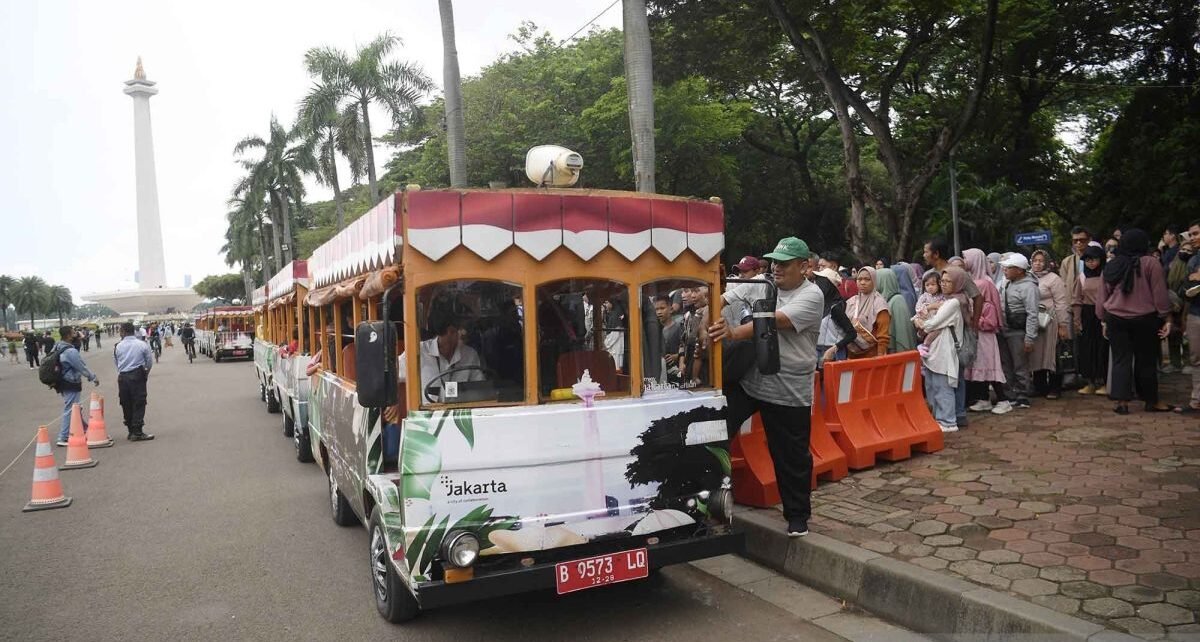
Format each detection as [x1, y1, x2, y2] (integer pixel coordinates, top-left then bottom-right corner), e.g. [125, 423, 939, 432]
[397, 317, 485, 398]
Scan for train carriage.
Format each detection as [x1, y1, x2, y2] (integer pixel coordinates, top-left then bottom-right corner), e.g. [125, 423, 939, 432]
[303, 183, 751, 623]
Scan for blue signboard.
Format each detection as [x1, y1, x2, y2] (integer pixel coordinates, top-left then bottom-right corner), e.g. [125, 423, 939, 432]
[1014, 230, 1052, 246]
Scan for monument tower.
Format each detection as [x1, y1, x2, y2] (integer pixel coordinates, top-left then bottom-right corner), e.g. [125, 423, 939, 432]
[123, 57, 167, 289]
[84, 58, 201, 314]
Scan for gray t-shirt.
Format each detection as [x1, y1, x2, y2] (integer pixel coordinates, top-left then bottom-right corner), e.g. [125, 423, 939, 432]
[725, 279, 824, 406]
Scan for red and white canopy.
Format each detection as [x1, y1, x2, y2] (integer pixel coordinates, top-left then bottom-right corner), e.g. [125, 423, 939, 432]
[268, 260, 309, 301]
[405, 190, 724, 263]
[308, 194, 399, 288]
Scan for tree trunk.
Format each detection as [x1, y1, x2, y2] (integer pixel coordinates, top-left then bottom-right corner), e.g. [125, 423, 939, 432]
[329, 134, 345, 230]
[265, 200, 282, 276]
[256, 219, 271, 286]
[623, 0, 656, 193]
[279, 188, 295, 266]
[439, 0, 468, 188]
[361, 101, 378, 202]
[241, 267, 254, 302]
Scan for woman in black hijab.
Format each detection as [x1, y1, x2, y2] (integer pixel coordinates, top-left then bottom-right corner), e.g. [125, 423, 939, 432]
[1073, 245, 1109, 394]
[1097, 229, 1175, 413]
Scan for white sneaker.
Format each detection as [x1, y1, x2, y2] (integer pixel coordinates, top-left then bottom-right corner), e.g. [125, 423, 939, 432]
[991, 401, 1014, 415]
[969, 400, 993, 412]
[940, 424, 959, 433]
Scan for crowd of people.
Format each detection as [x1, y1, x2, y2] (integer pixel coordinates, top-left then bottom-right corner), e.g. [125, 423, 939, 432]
[710, 226, 1185, 538]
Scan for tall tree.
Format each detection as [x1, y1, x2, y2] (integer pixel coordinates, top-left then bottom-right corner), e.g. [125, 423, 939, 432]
[623, 0, 657, 193]
[300, 67, 366, 230]
[304, 34, 433, 202]
[763, 0, 1000, 259]
[234, 116, 314, 267]
[439, 0, 468, 187]
[225, 194, 273, 286]
[12, 276, 48, 327]
[48, 285, 72, 326]
[0, 275, 13, 331]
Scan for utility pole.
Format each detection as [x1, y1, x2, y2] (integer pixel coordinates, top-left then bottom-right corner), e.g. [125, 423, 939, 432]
[949, 149, 961, 257]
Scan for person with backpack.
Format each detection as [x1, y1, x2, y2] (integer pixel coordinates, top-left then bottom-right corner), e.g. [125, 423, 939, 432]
[45, 326, 99, 446]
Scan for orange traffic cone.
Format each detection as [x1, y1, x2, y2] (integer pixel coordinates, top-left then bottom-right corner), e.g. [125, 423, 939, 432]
[87, 392, 113, 448]
[61, 404, 98, 470]
[23, 426, 72, 512]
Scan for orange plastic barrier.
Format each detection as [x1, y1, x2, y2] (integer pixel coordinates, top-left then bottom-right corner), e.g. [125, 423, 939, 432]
[61, 404, 98, 470]
[810, 372, 849, 485]
[729, 376, 850, 508]
[87, 393, 114, 449]
[822, 351, 943, 469]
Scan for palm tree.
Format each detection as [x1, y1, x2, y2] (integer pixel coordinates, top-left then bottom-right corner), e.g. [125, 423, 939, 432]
[221, 208, 262, 302]
[623, 0, 656, 193]
[299, 80, 366, 230]
[226, 193, 274, 284]
[0, 275, 14, 331]
[304, 34, 433, 201]
[49, 285, 73, 325]
[439, 0, 468, 187]
[234, 116, 314, 267]
[12, 276, 48, 328]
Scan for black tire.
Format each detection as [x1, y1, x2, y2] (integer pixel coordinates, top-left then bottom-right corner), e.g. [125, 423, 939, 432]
[295, 421, 314, 463]
[283, 409, 295, 438]
[259, 382, 266, 402]
[369, 508, 420, 623]
[267, 388, 281, 414]
[328, 464, 357, 527]
[214, 354, 222, 363]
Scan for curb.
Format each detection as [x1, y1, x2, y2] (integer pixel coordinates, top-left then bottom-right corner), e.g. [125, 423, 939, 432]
[735, 508, 1143, 642]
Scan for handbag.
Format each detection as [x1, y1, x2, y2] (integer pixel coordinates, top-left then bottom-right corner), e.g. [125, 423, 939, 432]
[948, 325, 977, 367]
[1037, 305, 1053, 331]
[845, 319, 877, 357]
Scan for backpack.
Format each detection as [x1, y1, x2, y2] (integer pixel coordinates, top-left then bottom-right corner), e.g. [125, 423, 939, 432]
[38, 345, 65, 388]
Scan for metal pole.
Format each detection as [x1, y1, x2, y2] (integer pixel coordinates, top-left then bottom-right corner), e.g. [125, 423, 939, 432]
[949, 149, 961, 257]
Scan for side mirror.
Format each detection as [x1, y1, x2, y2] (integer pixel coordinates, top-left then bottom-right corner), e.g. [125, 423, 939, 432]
[355, 321, 397, 407]
[724, 277, 780, 375]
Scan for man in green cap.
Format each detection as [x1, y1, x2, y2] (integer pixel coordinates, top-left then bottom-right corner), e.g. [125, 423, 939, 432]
[711, 236, 825, 537]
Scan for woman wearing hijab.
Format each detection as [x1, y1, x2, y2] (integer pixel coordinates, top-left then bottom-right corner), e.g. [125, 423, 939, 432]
[813, 268, 857, 364]
[962, 249, 1009, 412]
[914, 267, 968, 432]
[890, 262, 920, 312]
[846, 267, 891, 358]
[1074, 245, 1109, 395]
[876, 268, 918, 352]
[1098, 229, 1175, 413]
[1029, 249, 1071, 399]
[987, 253, 1005, 286]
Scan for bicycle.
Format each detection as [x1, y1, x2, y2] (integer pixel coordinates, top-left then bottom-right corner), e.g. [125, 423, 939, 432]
[150, 337, 162, 363]
[184, 339, 195, 363]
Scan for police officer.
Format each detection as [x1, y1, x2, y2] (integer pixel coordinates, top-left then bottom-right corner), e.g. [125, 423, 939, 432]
[113, 322, 155, 441]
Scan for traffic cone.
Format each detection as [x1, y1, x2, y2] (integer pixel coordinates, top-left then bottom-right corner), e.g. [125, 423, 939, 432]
[61, 404, 98, 470]
[86, 392, 113, 448]
[23, 426, 72, 512]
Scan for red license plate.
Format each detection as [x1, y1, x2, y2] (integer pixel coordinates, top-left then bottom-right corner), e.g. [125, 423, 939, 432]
[555, 548, 648, 595]
[232, 350, 246, 356]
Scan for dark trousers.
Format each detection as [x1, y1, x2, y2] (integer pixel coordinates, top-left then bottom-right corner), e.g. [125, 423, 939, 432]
[725, 383, 813, 523]
[1106, 313, 1161, 404]
[1077, 305, 1108, 384]
[118, 369, 149, 434]
[1033, 370, 1063, 396]
[25, 349, 39, 367]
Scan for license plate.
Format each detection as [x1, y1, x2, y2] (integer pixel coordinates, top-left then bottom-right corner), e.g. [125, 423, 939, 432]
[555, 548, 648, 595]
[232, 350, 246, 356]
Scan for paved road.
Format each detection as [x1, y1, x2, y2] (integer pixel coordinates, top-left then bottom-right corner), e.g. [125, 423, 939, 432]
[0, 340, 921, 641]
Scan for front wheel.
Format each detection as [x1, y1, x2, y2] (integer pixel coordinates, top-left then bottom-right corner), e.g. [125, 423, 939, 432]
[328, 463, 357, 527]
[370, 508, 420, 623]
[283, 409, 294, 438]
[266, 388, 281, 414]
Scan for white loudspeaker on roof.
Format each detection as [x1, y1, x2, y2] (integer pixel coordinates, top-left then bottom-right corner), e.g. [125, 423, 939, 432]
[525, 145, 584, 187]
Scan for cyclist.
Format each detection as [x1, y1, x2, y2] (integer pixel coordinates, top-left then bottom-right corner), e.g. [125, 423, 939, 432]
[180, 323, 196, 362]
[148, 325, 162, 362]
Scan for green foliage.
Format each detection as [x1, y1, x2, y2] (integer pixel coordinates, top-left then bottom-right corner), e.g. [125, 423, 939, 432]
[71, 303, 118, 319]
[193, 273, 246, 301]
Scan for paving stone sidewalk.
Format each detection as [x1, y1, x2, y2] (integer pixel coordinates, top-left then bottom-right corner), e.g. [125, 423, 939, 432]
[800, 374, 1200, 640]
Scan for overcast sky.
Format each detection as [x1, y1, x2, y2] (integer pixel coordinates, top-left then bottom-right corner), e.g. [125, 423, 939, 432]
[0, 0, 621, 301]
